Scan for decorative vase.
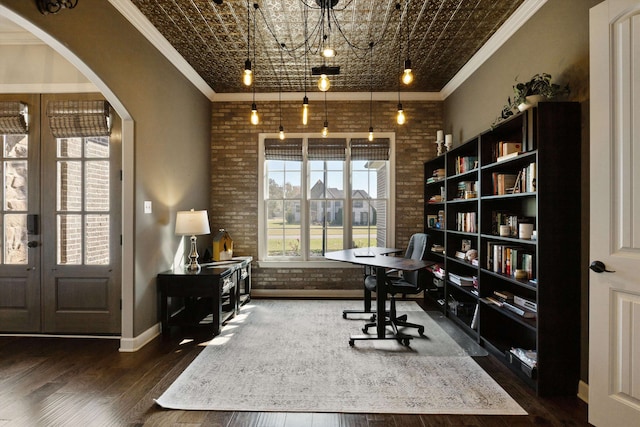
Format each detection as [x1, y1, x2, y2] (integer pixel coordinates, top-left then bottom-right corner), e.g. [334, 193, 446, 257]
[518, 94, 545, 112]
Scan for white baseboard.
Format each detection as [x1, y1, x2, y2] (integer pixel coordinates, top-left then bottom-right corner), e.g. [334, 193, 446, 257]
[250, 289, 423, 299]
[577, 380, 588, 403]
[250, 289, 364, 299]
[119, 323, 160, 352]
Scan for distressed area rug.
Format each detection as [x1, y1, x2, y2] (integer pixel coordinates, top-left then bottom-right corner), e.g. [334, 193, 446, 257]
[155, 300, 526, 415]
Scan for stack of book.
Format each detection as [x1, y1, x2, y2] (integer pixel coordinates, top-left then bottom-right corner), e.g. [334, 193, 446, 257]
[426, 168, 445, 184]
[486, 290, 537, 319]
[448, 273, 475, 287]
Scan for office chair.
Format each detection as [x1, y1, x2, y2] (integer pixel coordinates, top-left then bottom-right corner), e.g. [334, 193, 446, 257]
[362, 233, 431, 336]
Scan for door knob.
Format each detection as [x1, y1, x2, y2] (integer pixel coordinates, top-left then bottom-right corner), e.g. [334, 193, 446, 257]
[589, 260, 615, 273]
[27, 240, 39, 248]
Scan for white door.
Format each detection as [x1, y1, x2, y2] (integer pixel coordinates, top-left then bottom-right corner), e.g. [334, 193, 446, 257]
[589, 1, 640, 426]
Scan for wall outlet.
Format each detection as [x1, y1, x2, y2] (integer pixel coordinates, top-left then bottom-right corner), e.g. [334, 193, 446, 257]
[144, 201, 152, 214]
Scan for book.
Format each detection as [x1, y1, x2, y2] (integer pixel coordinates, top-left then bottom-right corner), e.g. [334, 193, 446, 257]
[514, 295, 537, 312]
[494, 290, 514, 302]
[503, 301, 536, 318]
[497, 151, 523, 162]
[448, 273, 474, 286]
[502, 141, 523, 155]
[485, 296, 503, 307]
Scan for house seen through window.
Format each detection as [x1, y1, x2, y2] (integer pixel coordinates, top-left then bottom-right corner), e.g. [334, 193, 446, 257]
[259, 134, 394, 262]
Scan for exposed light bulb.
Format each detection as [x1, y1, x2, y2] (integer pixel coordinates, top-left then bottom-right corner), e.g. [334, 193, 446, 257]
[302, 96, 309, 125]
[402, 59, 413, 85]
[250, 103, 259, 125]
[279, 125, 285, 140]
[318, 74, 331, 92]
[322, 121, 329, 137]
[322, 47, 336, 58]
[243, 59, 253, 86]
[396, 103, 406, 125]
[368, 126, 374, 141]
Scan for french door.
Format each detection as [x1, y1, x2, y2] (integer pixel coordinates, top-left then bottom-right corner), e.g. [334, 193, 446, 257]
[0, 94, 121, 334]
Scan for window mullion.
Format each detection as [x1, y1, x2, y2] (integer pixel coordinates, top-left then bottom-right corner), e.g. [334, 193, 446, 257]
[344, 139, 352, 249]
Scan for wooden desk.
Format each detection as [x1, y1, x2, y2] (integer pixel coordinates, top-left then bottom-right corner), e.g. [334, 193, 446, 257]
[157, 256, 252, 337]
[325, 248, 434, 346]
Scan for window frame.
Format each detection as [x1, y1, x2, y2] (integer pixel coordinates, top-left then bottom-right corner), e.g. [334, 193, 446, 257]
[258, 132, 396, 268]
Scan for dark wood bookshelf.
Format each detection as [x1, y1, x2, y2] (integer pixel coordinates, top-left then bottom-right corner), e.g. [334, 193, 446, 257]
[423, 102, 581, 396]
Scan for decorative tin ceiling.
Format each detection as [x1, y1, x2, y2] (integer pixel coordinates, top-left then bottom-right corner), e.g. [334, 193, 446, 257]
[130, 0, 524, 93]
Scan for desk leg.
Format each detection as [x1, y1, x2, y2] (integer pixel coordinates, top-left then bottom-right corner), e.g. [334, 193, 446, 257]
[160, 289, 169, 337]
[375, 266, 386, 338]
[212, 283, 222, 336]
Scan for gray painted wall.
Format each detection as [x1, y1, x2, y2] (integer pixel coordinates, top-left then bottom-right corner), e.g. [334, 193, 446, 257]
[0, 0, 212, 337]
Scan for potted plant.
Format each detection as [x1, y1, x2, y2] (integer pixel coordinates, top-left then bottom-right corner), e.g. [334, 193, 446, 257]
[496, 73, 570, 123]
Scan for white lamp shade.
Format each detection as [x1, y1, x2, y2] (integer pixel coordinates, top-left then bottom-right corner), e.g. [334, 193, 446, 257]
[175, 209, 211, 236]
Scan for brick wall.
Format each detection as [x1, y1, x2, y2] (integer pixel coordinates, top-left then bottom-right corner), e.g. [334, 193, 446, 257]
[211, 99, 442, 292]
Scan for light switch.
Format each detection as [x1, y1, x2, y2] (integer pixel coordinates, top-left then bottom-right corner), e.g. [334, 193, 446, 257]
[144, 201, 152, 214]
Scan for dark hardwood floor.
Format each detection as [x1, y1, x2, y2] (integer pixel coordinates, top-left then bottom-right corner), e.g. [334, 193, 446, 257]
[0, 306, 590, 427]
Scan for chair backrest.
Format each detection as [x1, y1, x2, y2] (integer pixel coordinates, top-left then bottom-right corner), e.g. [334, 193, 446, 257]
[401, 233, 430, 288]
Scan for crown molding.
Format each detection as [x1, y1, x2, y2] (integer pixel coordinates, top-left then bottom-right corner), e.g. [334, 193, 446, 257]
[110, 0, 545, 103]
[108, 0, 216, 101]
[211, 91, 443, 103]
[441, 0, 548, 99]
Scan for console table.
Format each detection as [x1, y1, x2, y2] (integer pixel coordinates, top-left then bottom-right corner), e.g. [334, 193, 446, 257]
[157, 256, 252, 337]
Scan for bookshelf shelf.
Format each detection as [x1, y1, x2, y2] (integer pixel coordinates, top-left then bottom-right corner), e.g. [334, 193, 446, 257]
[423, 102, 581, 396]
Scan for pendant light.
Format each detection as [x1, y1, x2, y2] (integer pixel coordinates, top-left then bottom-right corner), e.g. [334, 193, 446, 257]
[249, 3, 259, 125]
[368, 42, 374, 141]
[278, 44, 285, 140]
[401, 0, 413, 86]
[396, 3, 406, 125]
[302, 7, 310, 126]
[242, 0, 252, 87]
[322, 91, 329, 137]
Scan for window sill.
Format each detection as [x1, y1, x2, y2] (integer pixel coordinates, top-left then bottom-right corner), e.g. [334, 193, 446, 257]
[257, 260, 360, 269]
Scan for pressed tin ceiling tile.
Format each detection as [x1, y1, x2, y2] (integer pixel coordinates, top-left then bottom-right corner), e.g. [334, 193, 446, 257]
[130, 0, 524, 93]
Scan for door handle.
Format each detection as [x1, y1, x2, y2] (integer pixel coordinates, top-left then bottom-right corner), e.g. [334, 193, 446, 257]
[589, 260, 615, 273]
[27, 240, 39, 248]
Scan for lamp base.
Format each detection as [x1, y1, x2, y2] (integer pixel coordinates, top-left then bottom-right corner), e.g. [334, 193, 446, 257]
[186, 235, 201, 273]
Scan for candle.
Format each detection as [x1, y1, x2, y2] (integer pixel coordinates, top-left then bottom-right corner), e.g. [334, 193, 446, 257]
[437, 130, 444, 141]
[445, 134, 452, 145]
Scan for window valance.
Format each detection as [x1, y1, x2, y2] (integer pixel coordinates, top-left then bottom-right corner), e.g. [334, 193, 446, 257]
[264, 138, 303, 161]
[307, 138, 346, 160]
[0, 101, 28, 135]
[46, 100, 111, 138]
[350, 138, 390, 161]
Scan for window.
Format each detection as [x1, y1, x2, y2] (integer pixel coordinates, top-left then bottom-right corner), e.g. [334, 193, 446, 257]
[259, 133, 395, 264]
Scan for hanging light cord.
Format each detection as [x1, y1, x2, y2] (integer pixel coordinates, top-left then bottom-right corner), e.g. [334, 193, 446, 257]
[369, 42, 374, 131]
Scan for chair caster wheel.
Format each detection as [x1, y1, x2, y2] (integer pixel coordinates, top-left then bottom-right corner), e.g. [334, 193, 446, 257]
[349, 339, 355, 347]
[418, 327, 425, 336]
[370, 314, 376, 322]
[342, 313, 347, 319]
[402, 338, 411, 346]
[362, 327, 369, 334]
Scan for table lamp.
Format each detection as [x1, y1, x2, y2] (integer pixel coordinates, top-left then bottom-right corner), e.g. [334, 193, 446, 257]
[175, 209, 210, 272]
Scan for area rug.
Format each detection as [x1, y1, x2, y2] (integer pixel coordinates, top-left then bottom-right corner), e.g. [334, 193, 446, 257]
[155, 300, 526, 415]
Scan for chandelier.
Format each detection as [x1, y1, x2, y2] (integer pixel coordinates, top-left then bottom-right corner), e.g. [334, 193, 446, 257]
[243, 0, 415, 130]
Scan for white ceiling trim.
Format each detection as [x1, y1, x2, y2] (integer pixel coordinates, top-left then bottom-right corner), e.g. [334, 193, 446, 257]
[212, 91, 443, 103]
[110, 0, 546, 103]
[441, 0, 548, 99]
[108, 0, 216, 100]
